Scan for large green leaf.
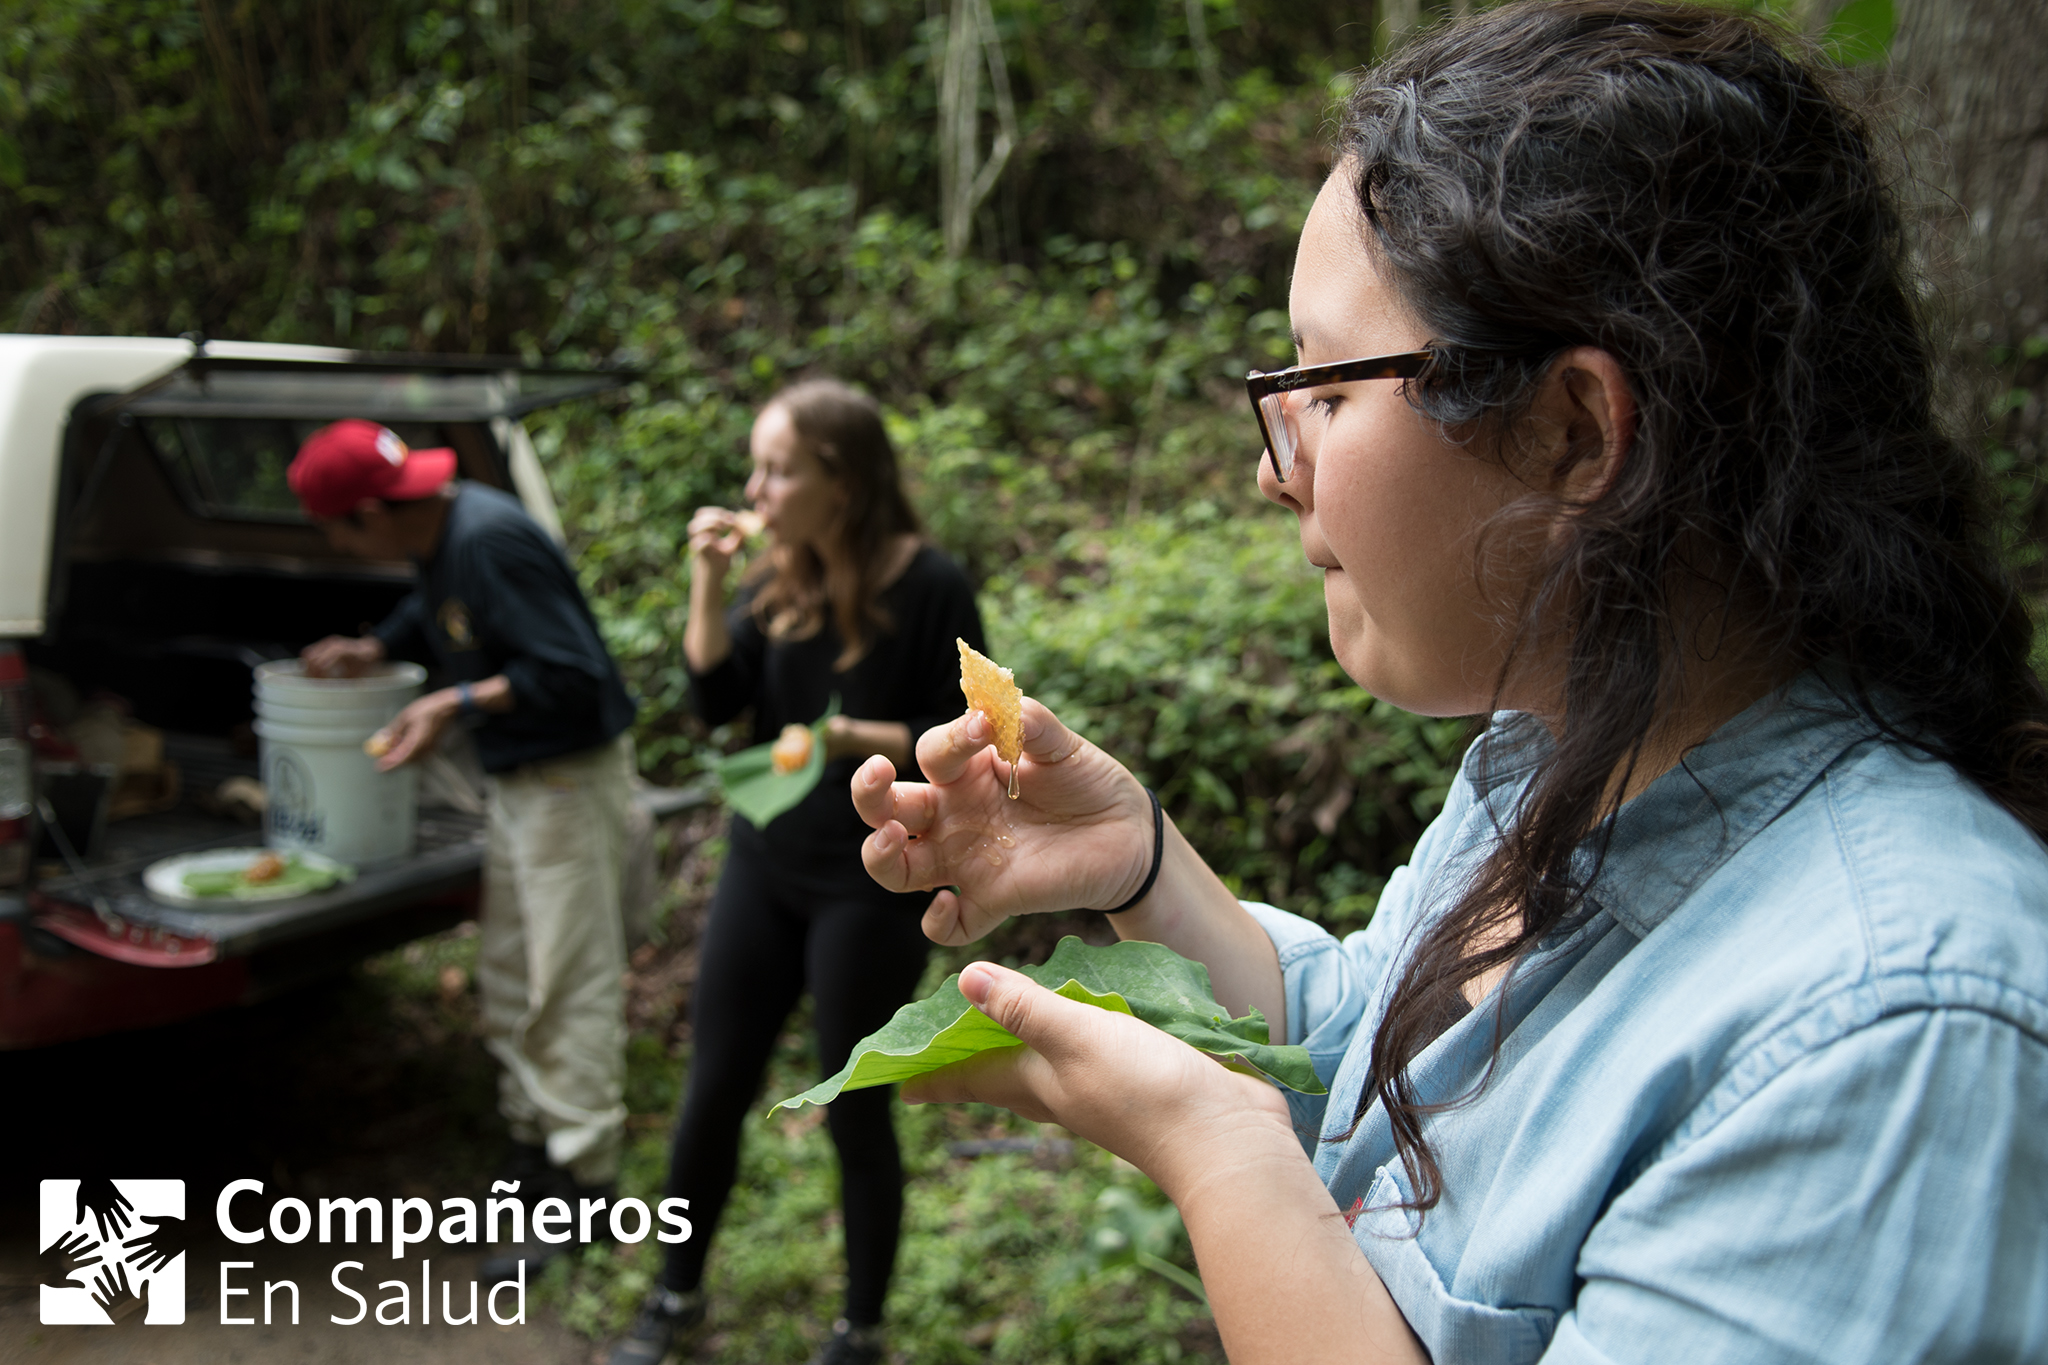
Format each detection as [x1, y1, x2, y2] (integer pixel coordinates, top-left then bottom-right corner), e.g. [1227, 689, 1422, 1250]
[770, 936, 1326, 1113]
[715, 695, 840, 827]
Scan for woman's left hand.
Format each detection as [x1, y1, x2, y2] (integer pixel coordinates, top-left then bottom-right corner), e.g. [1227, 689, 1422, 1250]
[903, 960, 1291, 1197]
[823, 714, 914, 768]
[919, 961, 1430, 1365]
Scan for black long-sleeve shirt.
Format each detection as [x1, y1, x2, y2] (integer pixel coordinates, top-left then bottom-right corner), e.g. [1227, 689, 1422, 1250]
[374, 482, 635, 773]
[688, 544, 984, 880]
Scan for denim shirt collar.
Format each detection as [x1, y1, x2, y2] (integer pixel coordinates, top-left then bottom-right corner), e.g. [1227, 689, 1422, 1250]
[1525, 673, 1881, 939]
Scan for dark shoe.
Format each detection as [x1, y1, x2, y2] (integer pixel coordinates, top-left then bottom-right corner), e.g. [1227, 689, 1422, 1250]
[606, 1287, 706, 1365]
[480, 1176, 616, 1286]
[479, 1239, 561, 1287]
[808, 1319, 885, 1365]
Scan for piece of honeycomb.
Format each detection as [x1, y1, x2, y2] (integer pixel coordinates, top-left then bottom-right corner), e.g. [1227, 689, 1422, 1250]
[771, 722, 814, 774]
[734, 509, 766, 539]
[957, 639, 1023, 775]
[363, 729, 394, 758]
[244, 851, 288, 885]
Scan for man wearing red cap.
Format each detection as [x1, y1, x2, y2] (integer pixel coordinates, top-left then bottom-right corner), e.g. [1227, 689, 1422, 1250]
[290, 419, 636, 1285]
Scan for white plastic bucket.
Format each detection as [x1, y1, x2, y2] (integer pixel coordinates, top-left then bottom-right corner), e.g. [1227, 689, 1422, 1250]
[252, 660, 425, 867]
[254, 696, 404, 730]
[254, 659, 426, 699]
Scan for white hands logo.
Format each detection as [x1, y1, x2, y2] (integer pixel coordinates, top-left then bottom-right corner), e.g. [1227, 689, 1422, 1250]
[39, 1179, 186, 1325]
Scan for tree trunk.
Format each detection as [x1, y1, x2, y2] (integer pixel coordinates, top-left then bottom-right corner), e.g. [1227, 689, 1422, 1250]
[1890, 0, 2048, 579]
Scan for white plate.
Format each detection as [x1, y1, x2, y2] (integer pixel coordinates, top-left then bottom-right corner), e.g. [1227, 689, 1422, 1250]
[143, 849, 352, 908]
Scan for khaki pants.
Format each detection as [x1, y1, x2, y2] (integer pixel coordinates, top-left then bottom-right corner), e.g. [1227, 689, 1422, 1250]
[476, 733, 632, 1186]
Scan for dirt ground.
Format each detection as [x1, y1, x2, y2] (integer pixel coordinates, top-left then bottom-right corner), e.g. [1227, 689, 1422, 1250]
[0, 955, 610, 1364]
[0, 806, 750, 1365]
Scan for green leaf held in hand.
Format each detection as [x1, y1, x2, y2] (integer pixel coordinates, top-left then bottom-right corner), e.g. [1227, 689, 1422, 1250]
[716, 695, 840, 827]
[769, 935, 1326, 1114]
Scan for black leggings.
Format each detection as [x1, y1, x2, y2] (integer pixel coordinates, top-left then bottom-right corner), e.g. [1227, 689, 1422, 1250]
[660, 846, 931, 1325]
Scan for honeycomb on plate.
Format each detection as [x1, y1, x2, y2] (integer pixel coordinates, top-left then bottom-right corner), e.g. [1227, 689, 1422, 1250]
[957, 639, 1023, 768]
[244, 851, 288, 885]
[770, 722, 814, 774]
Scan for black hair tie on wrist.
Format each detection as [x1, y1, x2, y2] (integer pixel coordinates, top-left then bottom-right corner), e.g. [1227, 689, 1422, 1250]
[1104, 786, 1163, 915]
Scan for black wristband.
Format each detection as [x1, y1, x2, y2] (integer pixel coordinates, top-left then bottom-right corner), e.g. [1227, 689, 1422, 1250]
[1104, 786, 1163, 915]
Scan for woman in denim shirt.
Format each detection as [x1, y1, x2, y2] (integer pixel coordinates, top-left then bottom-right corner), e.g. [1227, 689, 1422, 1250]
[852, 3, 2048, 1362]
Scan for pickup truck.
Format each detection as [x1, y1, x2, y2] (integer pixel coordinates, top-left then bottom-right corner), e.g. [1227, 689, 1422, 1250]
[0, 335, 672, 1048]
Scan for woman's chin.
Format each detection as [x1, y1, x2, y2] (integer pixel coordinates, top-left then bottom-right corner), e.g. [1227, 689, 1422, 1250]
[1328, 623, 1471, 718]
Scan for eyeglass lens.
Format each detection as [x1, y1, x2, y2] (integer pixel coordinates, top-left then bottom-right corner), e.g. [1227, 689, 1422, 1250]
[1259, 391, 1299, 480]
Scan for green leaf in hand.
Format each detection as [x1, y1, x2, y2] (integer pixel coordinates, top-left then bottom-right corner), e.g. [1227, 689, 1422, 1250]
[716, 695, 840, 827]
[770, 936, 1326, 1113]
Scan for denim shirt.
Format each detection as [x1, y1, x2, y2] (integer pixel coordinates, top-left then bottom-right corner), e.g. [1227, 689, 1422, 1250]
[1249, 677, 2048, 1363]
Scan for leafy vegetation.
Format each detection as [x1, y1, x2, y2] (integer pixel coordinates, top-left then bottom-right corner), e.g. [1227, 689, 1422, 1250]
[2, 0, 1474, 919]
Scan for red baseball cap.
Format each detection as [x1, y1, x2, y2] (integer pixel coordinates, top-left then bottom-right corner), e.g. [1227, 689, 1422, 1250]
[288, 420, 458, 519]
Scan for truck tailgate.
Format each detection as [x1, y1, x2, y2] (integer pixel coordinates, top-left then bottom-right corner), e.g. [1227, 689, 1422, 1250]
[29, 732, 483, 965]
[31, 807, 484, 964]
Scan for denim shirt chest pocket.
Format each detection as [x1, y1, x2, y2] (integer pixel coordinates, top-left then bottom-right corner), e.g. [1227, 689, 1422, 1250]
[1351, 1164, 1562, 1365]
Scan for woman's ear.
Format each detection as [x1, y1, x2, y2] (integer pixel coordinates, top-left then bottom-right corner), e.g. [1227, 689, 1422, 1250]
[1526, 346, 1636, 508]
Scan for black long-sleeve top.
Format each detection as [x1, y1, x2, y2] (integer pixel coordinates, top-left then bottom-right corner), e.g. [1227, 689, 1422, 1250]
[688, 544, 984, 881]
[374, 482, 636, 773]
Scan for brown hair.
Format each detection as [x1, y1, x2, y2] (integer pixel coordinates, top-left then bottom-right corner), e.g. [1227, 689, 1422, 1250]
[747, 378, 924, 668]
[1338, 1, 2048, 1213]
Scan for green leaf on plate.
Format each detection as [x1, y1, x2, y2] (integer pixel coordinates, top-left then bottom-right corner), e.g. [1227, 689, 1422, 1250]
[181, 854, 351, 900]
[716, 695, 840, 826]
[769, 935, 1326, 1114]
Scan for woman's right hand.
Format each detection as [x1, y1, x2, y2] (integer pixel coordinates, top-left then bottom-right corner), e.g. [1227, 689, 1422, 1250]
[853, 698, 1157, 945]
[686, 506, 747, 582]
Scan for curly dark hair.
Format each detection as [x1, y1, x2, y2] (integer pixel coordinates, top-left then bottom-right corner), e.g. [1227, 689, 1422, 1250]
[1337, 0, 2048, 1213]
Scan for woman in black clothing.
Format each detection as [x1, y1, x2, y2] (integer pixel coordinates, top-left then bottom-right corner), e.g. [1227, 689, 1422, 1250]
[610, 379, 984, 1365]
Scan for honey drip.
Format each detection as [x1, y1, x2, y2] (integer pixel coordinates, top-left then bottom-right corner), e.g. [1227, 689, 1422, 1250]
[975, 813, 1022, 866]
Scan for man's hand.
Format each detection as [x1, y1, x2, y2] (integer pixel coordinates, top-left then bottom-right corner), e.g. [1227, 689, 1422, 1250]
[302, 634, 385, 678]
[370, 689, 461, 771]
[121, 1214, 188, 1275]
[73, 1178, 133, 1244]
[852, 699, 1155, 945]
[37, 1229, 104, 1288]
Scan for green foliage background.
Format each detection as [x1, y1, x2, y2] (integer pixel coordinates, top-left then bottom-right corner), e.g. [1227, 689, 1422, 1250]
[3, 0, 1486, 924]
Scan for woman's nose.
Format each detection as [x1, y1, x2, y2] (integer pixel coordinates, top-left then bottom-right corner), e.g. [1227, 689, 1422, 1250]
[1257, 440, 1307, 512]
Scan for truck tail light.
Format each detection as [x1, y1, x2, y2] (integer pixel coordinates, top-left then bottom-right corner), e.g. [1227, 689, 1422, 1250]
[0, 643, 29, 887]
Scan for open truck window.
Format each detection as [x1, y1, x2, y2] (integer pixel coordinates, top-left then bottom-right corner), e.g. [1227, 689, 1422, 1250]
[143, 417, 314, 523]
[142, 418, 454, 524]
